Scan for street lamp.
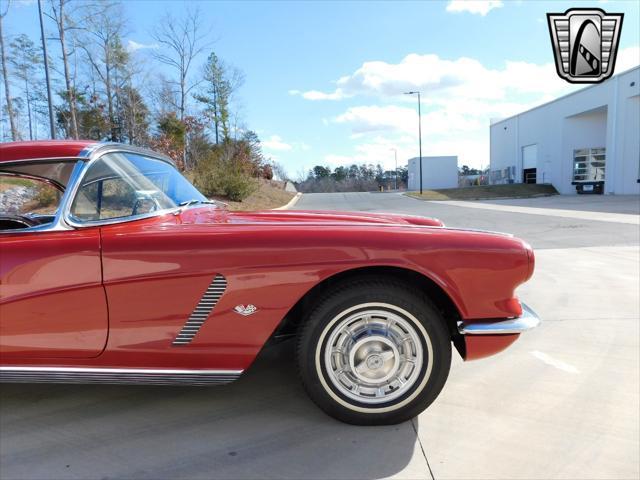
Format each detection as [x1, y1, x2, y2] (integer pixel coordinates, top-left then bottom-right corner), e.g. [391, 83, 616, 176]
[390, 148, 398, 190]
[404, 91, 423, 194]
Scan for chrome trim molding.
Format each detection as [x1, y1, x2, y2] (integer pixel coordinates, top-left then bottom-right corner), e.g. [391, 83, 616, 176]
[458, 303, 541, 335]
[0, 366, 242, 386]
[65, 205, 182, 229]
[77, 142, 103, 158]
[0, 156, 89, 167]
[87, 143, 176, 166]
[173, 274, 227, 346]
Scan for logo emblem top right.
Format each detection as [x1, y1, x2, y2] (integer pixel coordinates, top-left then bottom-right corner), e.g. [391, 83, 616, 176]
[547, 8, 624, 84]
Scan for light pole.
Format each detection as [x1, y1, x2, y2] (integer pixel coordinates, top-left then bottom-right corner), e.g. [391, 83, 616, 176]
[404, 91, 422, 194]
[390, 148, 398, 190]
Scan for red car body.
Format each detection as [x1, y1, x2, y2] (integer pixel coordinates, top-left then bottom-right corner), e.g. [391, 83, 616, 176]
[0, 141, 537, 385]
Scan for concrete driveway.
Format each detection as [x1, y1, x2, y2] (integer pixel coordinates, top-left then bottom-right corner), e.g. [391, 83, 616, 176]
[1, 193, 638, 479]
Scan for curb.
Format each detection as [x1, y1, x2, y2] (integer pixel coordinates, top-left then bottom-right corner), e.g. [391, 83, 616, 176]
[273, 192, 302, 210]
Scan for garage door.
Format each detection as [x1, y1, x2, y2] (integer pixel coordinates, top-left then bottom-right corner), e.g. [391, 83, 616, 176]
[523, 144, 538, 169]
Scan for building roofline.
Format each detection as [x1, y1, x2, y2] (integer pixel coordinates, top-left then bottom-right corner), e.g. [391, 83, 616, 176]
[490, 64, 640, 127]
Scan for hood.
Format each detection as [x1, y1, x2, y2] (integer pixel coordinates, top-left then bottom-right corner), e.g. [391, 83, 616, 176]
[177, 207, 445, 228]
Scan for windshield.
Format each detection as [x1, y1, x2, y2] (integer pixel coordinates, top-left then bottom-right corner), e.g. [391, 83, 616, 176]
[69, 152, 207, 223]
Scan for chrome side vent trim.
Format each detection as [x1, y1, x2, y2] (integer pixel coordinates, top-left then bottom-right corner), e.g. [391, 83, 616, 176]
[0, 367, 242, 386]
[173, 274, 227, 346]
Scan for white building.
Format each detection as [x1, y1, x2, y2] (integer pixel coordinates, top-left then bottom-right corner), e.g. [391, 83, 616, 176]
[407, 156, 458, 191]
[490, 66, 640, 195]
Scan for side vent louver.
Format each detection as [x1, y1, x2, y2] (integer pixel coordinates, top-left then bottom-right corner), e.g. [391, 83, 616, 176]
[173, 274, 227, 346]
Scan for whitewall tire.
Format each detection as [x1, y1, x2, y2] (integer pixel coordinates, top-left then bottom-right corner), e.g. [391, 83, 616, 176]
[296, 277, 451, 425]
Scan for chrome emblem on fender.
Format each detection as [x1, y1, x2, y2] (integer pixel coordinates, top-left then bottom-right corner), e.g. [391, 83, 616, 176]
[234, 304, 258, 316]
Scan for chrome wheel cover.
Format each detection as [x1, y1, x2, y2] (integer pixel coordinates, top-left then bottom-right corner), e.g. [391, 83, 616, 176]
[322, 307, 425, 405]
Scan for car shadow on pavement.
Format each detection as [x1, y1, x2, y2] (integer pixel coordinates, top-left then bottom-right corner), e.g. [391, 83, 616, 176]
[0, 340, 422, 480]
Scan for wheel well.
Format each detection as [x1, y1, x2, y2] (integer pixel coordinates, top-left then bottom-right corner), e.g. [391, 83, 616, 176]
[274, 266, 464, 353]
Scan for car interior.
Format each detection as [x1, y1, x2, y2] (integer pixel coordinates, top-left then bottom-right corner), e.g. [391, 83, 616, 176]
[0, 160, 75, 232]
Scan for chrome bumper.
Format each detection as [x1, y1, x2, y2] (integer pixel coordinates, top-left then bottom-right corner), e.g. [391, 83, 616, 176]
[457, 303, 541, 335]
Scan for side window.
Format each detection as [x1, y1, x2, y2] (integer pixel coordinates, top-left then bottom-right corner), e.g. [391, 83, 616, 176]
[0, 175, 62, 230]
[72, 176, 140, 221]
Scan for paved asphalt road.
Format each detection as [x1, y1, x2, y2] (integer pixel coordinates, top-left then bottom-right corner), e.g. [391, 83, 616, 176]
[1, 193, 638, 480]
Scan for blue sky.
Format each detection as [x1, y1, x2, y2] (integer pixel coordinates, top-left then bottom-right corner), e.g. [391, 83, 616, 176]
[5, 0, 640, 177]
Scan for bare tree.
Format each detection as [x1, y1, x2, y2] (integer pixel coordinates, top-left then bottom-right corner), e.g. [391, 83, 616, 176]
[38, 0, 56, 138]
[120, 82, 149, 145]
[9, 34, 43, 140]
[151, 73, 180, 118]
[272, 162, 290, 182]
[116, 48, 151, 146]
[48, 0, 79, 139]
[0, 1, 19, 140]
[151, 8, 209, 122]
[80, 1, 127, 141]
[110, 44, 152, 146]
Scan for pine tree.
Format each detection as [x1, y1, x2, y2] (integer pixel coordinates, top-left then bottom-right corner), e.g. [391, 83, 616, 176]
[194, 52, 243, 144]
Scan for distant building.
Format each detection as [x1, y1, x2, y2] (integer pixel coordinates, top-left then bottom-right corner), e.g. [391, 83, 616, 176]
[490, 66, 640, 195]
[407, 156, 458, 191]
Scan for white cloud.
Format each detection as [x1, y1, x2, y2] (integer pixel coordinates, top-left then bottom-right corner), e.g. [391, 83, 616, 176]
[298, 46, 639, 169]
[127, 40, 159, 52]
[446, 0, 503, 16]
[335, 106, 417, 135]
[289, 89, 348, 101]
[262, 135, 293, 151]
[292, 53, 578, 102]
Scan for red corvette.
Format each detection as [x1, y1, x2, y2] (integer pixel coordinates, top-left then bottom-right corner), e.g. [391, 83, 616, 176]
[0, 141, 540, 425]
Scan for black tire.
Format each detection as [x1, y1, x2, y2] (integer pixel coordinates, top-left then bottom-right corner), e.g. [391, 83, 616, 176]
[296, 277, 452, 425]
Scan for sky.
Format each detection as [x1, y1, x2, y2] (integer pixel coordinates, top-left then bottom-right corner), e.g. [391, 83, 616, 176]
[4, 0, 640, 178]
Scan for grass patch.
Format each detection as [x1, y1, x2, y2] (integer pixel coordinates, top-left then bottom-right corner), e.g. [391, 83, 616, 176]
[210, 179, 295, 211]
[405, 183, 558, 201]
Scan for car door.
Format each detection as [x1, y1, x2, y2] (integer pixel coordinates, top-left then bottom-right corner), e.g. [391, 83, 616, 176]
[0, 174, 108, 359]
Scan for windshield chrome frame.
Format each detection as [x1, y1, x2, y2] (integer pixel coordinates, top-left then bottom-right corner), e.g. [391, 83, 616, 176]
[0, 144, 205, 234]
[62, 144, 191, 229]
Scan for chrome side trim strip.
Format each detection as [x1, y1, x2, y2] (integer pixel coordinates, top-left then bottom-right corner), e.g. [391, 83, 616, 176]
[458, 303, 541, 335]
[0, 366, 243, 386]
[173, 274, 227, 346]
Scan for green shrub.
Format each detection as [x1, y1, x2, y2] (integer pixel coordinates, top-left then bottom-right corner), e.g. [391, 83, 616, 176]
[220, 167, 258, 201]
[34, 184, 58, 208]
[194, 153, 258, 202]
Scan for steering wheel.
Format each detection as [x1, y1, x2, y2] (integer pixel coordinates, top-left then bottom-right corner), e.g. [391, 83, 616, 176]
[132, 195, 161, 216]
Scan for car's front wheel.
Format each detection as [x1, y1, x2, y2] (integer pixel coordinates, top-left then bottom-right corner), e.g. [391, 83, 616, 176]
[296, 278, 451, 425]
